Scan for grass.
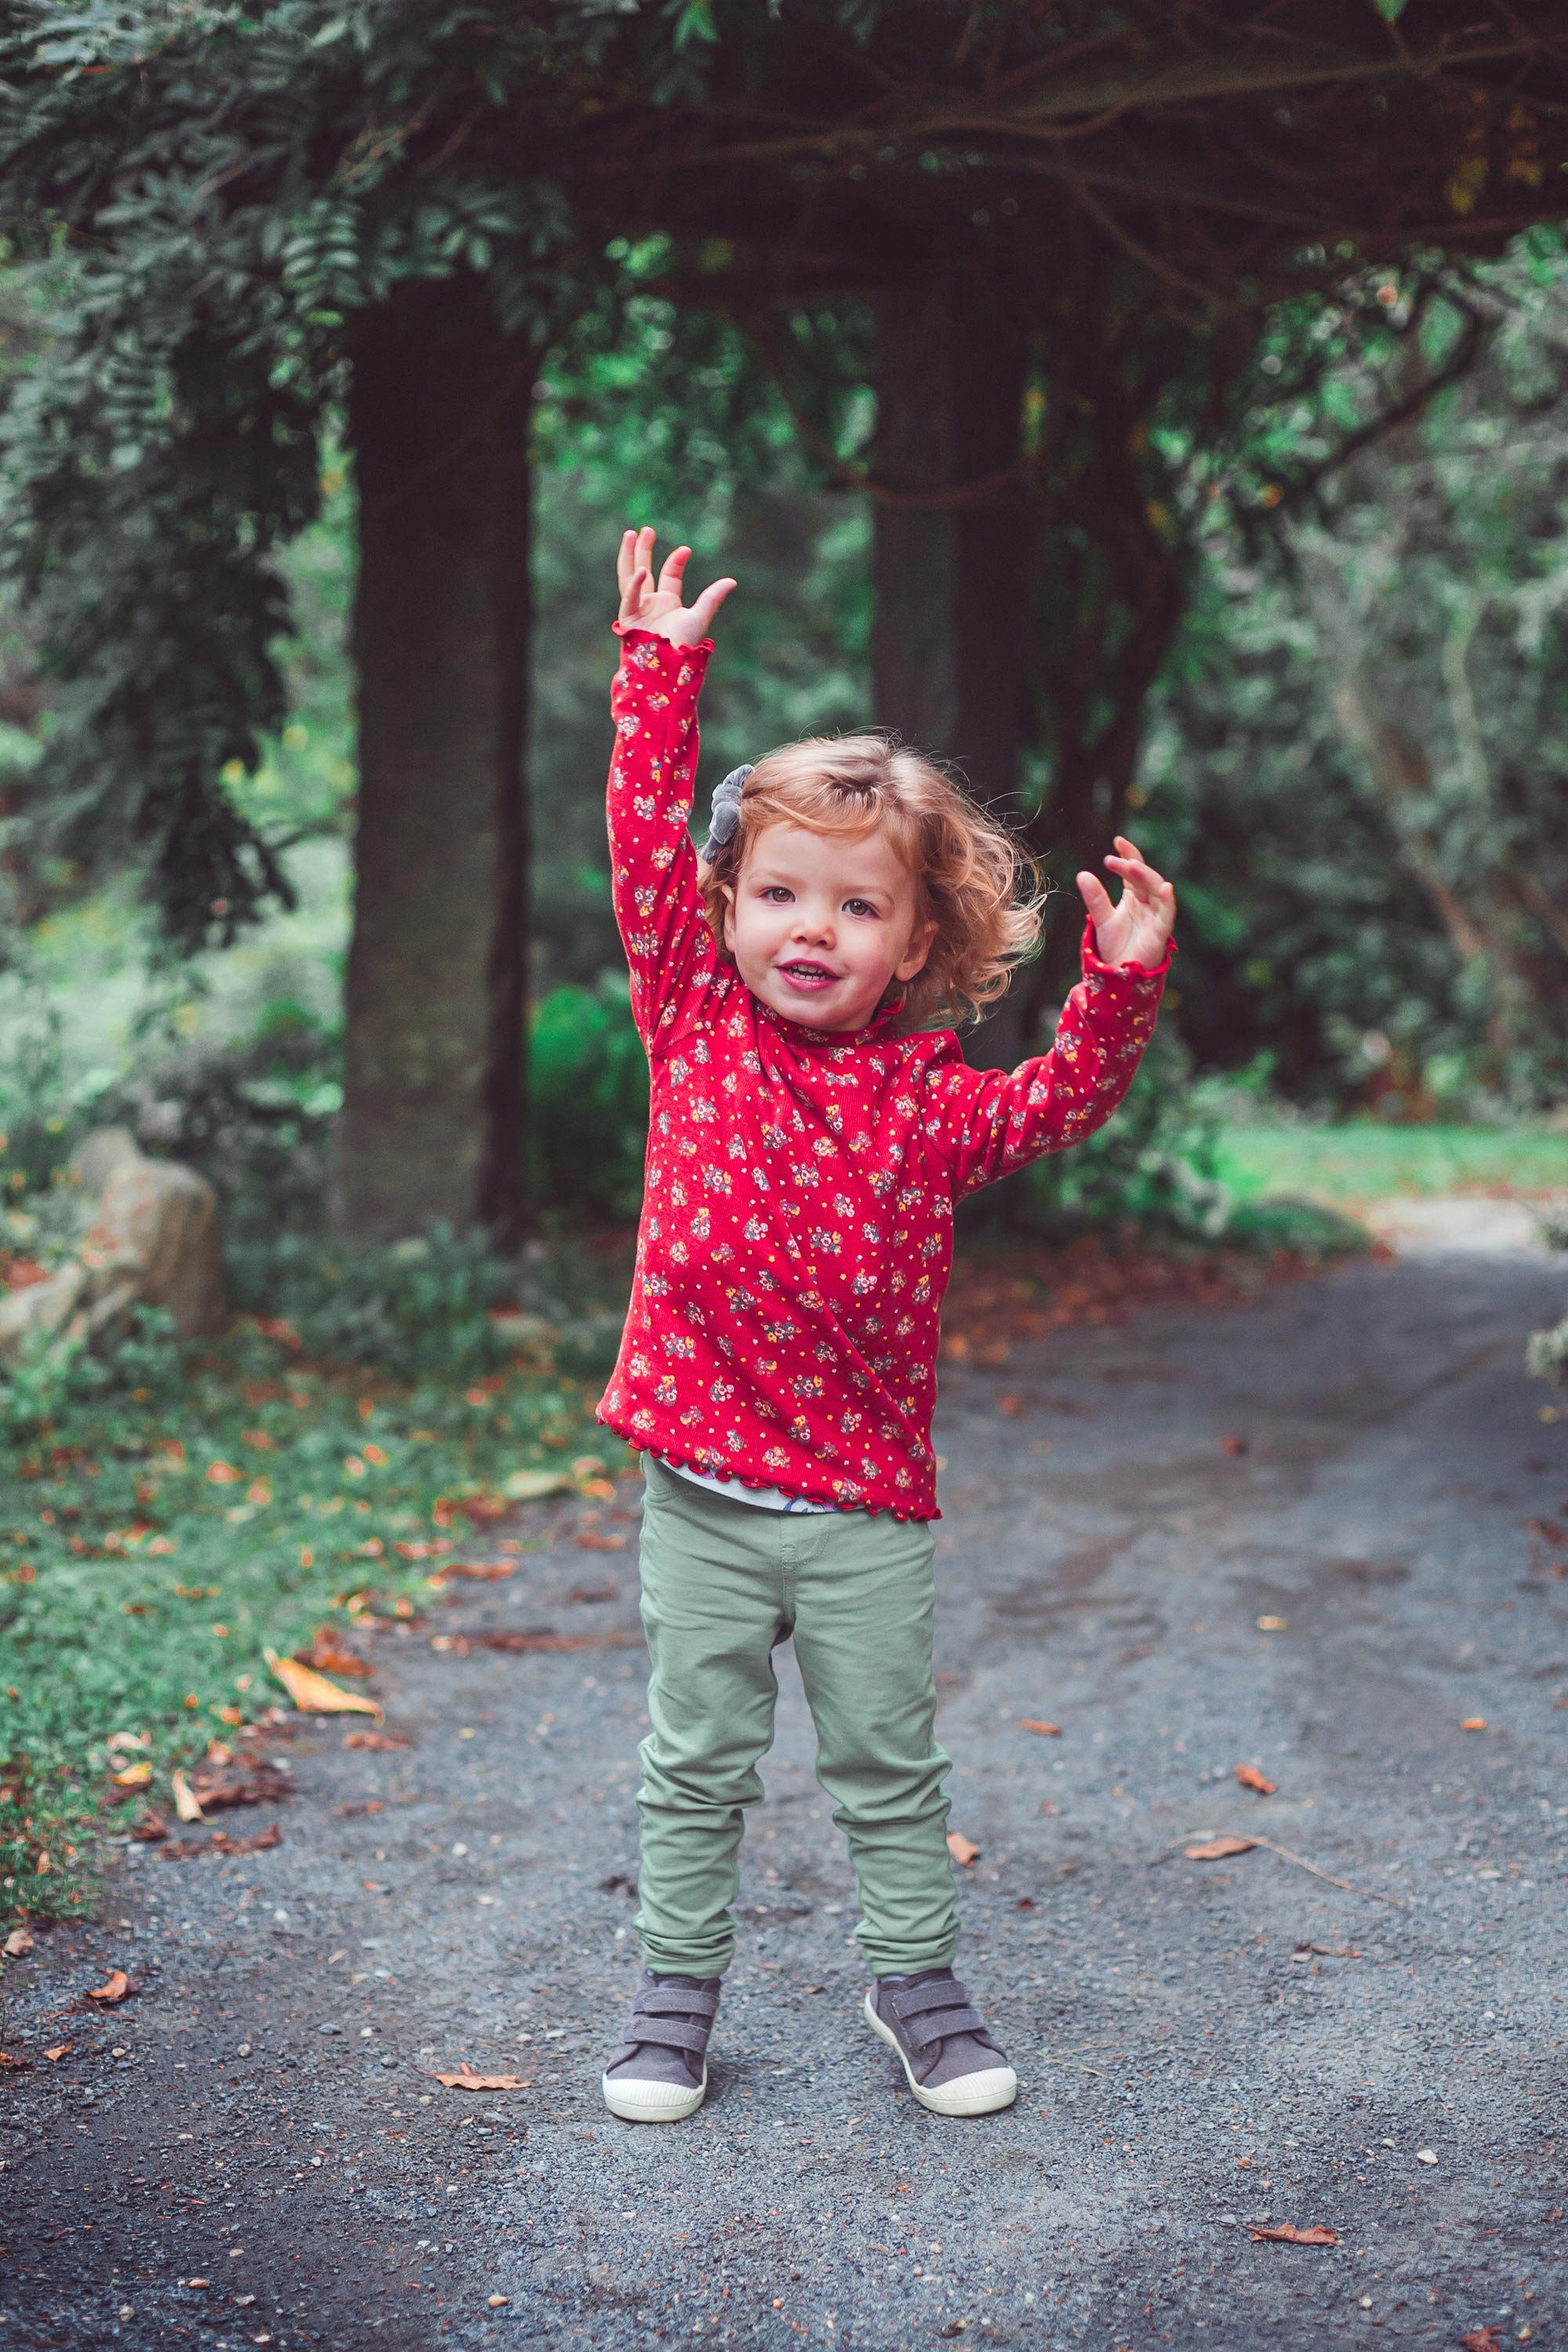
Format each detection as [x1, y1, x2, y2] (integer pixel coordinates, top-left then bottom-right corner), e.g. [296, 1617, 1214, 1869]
[0, 1299, 615, 1935]
[1215, 1120, 1568, 1206]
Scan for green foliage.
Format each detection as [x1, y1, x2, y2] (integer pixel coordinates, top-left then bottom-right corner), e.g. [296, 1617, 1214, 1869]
[0, 1249, 615, 1930]
[226, 1225, 517, 1385]
[1142, 241, 1568, 1112]
[1007, 1022, 1234, 1245]
[529, 981, 649, 1225]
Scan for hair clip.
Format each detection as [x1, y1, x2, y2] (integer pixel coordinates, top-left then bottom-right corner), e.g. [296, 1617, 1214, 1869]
[700, 765, 753, 859]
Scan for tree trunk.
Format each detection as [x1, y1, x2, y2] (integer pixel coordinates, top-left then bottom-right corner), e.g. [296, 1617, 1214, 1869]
[871, 269, 1031, 1072]
[335, 289, 537, 1244]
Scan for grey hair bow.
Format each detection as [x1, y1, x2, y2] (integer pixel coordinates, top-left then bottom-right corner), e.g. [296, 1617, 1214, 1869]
[700, 765, 752, 860]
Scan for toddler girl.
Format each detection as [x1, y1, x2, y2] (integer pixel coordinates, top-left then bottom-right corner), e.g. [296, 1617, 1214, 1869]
[597, 530, 1175, 2123]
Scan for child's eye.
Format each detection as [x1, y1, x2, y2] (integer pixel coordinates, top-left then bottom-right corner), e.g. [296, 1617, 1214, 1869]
[760, 886, 793, 904]
[844, 898, 880, 919]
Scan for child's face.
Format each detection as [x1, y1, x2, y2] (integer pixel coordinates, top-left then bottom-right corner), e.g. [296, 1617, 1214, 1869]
[723, 819, 936, 1033]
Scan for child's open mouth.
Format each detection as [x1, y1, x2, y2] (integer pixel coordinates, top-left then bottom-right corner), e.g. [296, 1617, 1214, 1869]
[776, 960, 840, 991]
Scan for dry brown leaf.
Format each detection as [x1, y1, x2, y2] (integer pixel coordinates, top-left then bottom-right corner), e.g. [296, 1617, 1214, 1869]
[130, 1810, 169, 1843]
[209, 1824, 283, 1857]
[265, 1647, 382, 1720]
[3, 1926, 34, 1957]
[170, 1769, 206, 1824]
[432, 2061, 524, 2092]
[44, 2042, 71, 2062]
[1235, 1762, 1277, 1795]
[187, 1757, 291, 1812]
[111, 1760, 154, 1788]
[87, 1969, 131, 2004]
[1459, 2328, 1506, 2352]
[1184, 1835, 1258, 1861]
[343, 1730, 410, 1751]
[1019, 1719, 1062, 1737]
[946, 1831, 981, 1867]
[433, 1629, 638, 1656]
[441, 1562, 517, 1582]
[1220, 1435, 1250, 1456]
[0, 2049, 31, 2071]
[296, 1627, 375, 1679]
[1248, 2223, 1338, 2246]
[1461, 1717, 1486, 1733]
[996, 1392, 1025, 1417]
[575, 1530, 626, 1552]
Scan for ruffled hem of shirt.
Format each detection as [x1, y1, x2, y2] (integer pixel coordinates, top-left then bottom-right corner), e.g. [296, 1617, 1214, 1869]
[1080, 916, 1176, 980]
[612, 622, 716, 657]
[596, 1410, 940, 1523]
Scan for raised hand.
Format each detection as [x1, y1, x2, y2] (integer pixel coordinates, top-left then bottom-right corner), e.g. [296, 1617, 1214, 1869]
[616, 526, 736, 647]
[1076, 835, 1178, 971]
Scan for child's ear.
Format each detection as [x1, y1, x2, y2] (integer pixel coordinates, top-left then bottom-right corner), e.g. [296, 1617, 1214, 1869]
[895, 920, 938, 985]
[720, 882, 736, 954]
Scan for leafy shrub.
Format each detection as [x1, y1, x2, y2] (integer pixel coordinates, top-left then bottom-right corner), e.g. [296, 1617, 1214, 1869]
[226, 1223, 518, 1385]
[530, 976, 648, 1221]
[1007, 1022, 1234, 1244]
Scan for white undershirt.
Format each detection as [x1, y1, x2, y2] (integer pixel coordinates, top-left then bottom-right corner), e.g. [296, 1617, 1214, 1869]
[662, 1458, 837, 1514]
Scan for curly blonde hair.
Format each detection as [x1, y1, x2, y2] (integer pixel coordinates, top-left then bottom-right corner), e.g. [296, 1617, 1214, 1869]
[697, 734, 1042, 1029]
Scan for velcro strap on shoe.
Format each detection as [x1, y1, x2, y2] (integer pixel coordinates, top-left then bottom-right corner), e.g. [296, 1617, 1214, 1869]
[905, 2005, 989, 2053]
[634, 1985, 719, 2020]
[619, 2013, 712, 2056]
[890, 1977, 974, 2022]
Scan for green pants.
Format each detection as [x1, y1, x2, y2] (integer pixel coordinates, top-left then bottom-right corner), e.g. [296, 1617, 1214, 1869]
[633, 1456, 960, 1978]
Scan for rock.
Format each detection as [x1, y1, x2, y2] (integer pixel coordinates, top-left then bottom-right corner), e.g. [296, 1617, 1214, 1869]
[0, 1128, 224, 1361]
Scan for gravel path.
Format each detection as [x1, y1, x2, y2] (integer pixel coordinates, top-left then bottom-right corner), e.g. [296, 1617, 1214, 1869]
[3, 1210, 1565, 2352]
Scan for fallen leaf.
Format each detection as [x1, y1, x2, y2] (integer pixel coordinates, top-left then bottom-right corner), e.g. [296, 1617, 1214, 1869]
[105, 1730, 151, 1756]
[575, 1530, 626, 1552]
[434, 1629, 638, 1656]
[432, 2061, 524, 2092]
[1019, 1719, 1062, 1737]
[130, 1810, 169, 1843]
[171, 1769, 206, 1824]
[296, 1628, 375, 1679]
[265, 1647, 382, 1721]
[0, 2050, 31, 2070]
[4, 1926, 34, 1957]
[488, 2294, 509, 2308]
[996, 1392, 1024, 1416]
[946, 1831, 981, 1867]
[441, 1562, 517, 1582]
[343, 1731, 410, 1751]
[1221, 1435, 1250, 1456]
[209, 1824, 283, 1857]
[1247, 2223, 1337, 2246]
[188, 1757, 292, 1812]
[1255, 1615, 1288, 1632]
[500, 1468, 575, 1502]
[1183, 1835, 1258, 1861]
[87, 1969, 131, 2004]
[111, 1761, 153, 1788]
[1460, 2328, 1506, 2352]
[1461, 1717, 1486, 1733]
[1235, 1762, 1277, 1795]
[44, 2042, 71, 2062]
[567, 1584, 617, 1605]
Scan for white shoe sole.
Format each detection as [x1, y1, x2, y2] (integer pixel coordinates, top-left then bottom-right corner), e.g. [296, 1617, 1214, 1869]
[862, 1989, 1018, 2118]
[601, 2061, 708, 2123]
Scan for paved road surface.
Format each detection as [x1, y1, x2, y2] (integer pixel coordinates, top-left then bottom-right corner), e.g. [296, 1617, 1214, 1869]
[3, 1209, 1564, 2350]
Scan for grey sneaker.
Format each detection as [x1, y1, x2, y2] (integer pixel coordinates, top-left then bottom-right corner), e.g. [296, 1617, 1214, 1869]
[864, 1969, 1018, 2117]
[601, 1969, 720, 2123]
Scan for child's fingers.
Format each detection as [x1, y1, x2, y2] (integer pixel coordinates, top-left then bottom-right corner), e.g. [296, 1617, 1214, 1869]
[1076, 869, 1114, 926]
[688, 575, 738, 635]
[1105, 854, 1171, 906]
[656, 545, 692, 599]
[615, 528, 638, 595]
[618, 564, 649, 622]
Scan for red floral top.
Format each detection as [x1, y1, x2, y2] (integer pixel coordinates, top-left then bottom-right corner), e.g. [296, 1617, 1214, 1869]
[597, 629, 1171, 1519]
